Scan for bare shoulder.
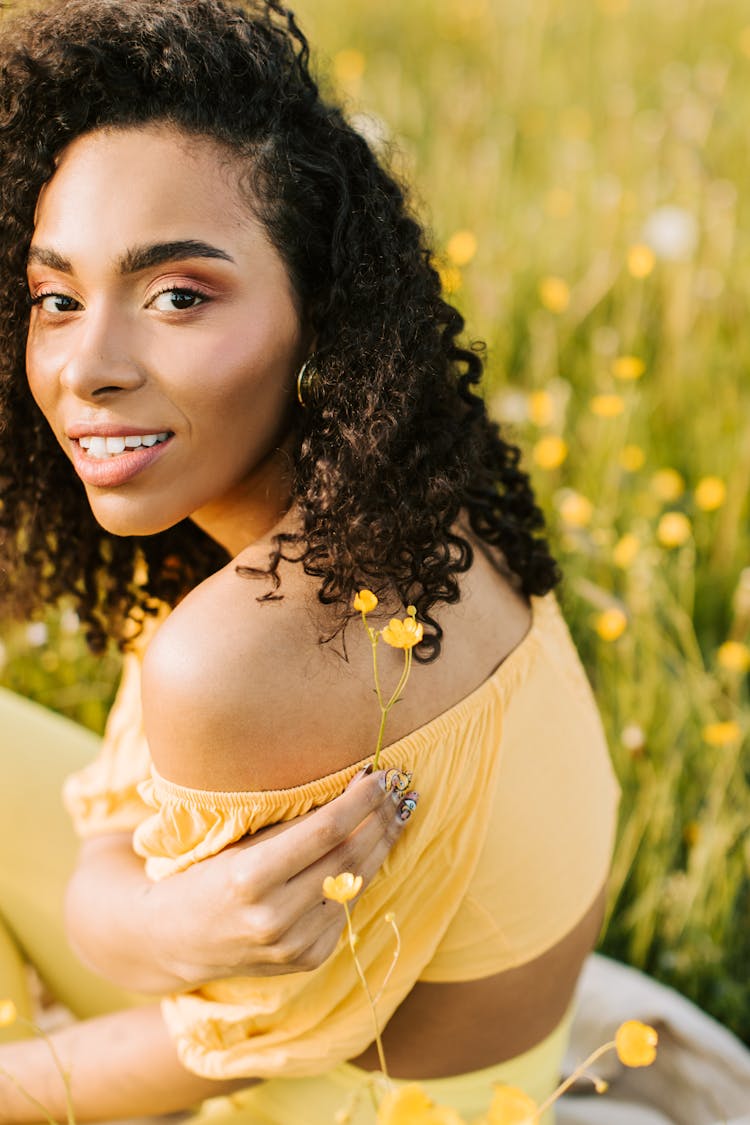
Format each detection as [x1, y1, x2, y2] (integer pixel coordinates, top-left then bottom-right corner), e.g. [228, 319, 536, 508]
[140, 544, 399, 791]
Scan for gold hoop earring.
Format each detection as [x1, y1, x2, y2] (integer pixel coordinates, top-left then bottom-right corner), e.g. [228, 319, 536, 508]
[296, 356, 321, 408]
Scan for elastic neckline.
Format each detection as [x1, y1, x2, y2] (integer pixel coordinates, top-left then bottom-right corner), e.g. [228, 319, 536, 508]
[147, 593, 555, 806]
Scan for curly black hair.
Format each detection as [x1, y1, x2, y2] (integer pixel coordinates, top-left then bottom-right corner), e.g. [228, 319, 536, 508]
[0, 0, 559, 658]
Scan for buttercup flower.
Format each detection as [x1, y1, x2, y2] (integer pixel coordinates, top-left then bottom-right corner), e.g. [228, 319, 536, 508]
[382, 616, 424, 650]
[717, 641, 750, 673]
[595, 608, 628, 642]
[322, 872, 363, 904]
[446, 229, 477, 267]
[620, 445, 645, 472]
[333, 48, 366, 87]
[614, 1020, 659, 1067]
[694, 476, 726, 512]
[0, 999, 17, 1027]
[657, 512, 691, 548]
[533, 435, 568, 470]
[627, 243, 656, 278]
[652, 468, 685, 502]
[702, 721, 742, 747]
[590, 393, 625, 418]
[377, 1084, 465, 1125]
[613, 533, 640, 569]
[527, 390, 554, 427]
[538, 276, 570, 313]
[484, 1084, 539, 1124]
[612, 355, 645, 380]
[558, 491, 593, 528]
[354, 589, 379, 615]
[437, 264, 462, 295]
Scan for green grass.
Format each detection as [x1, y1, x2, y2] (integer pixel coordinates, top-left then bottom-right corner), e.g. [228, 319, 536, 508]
[3, 0, 750, 1043]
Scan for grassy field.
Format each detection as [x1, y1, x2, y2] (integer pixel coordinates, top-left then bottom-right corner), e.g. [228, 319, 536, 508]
[2, 0, 750, 1043]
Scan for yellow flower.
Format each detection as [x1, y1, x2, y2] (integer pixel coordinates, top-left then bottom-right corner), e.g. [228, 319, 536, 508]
[652, 468, 685, 502]
[717, 641, 750, 673]
[437, 264, 463, 295]
[0, 1000, 17, 1027]
[484, 1084, 539, 1124]
[544, 187, 574, 219]
[533, 435, 568, 470]
[558, 491, 593, 528]
[527, 389, 554, 427]
[538, 276, 570, 314]
[620, 444, 645, 472]
[595, 607, 628, 642]
[615, 1020, 658, 1067]
[353, 589, 379, 615]
[657, 512, 691, 548]
[627, 243, 656, 278]
[702, 721, 742, 747]
[694, 476, 726, 512]
[612, 355, 645, 380]
[333, 48, 366, 87]
[590, 393, 625, 418]
[683, 821, 700, 848]
[446, 229, 478, 267]
[382, 616, 424, 650]
[322, 872, 363, 904]
[377, 1084, 466, 1125]
[613, 533, 640, 569]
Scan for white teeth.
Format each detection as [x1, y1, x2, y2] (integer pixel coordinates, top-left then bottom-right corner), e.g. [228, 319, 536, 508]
[78, 432, 170, 457]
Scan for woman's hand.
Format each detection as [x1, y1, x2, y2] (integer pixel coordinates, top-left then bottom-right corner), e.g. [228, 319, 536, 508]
[65, 768, 415, 992]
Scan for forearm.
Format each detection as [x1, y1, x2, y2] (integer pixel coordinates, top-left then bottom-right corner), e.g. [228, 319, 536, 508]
[64, 834, 185, 994]
[0, 1006, 252, 1124]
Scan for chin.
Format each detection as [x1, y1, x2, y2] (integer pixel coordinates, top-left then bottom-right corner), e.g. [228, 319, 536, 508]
[88, 502, 182, 539]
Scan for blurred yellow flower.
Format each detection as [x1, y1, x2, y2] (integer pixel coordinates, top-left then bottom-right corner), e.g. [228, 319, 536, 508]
[595, 607, 628, 642]
[333, 48, 366, 87]
[702, 721, 742, 747]
[740, 26, 750, 58]
[322, 872, 363, 904]
[538, 276, 570, 313]
[652, 468, 685, 502]
[484, 1084, 539, 1124]
[527, 389, 554, 427]
[627, 243, 656, 278]
[558, 491, 593, 528]
[694, 476, 726, 512]
[657, 512, 691, 548]
[446, 229, 478, 267]
[0, 1000, 17, 1027]
[590, 394, 625, 418]
[683, 822, 701, 848]
[533, 435, 568, 470]
[717, 641, 750, 673]
[613, 533, 640, 569]
[544, 187, 574, 218]
[615, 1021, 658, 1067]
[619, 445, 645, 473]
[377, 1084, 465, 1125]
[382, 616, 424, 650]
[437, 264, 463, 295]
[353, 589, 378, 615]
[612, 355, 645, 380]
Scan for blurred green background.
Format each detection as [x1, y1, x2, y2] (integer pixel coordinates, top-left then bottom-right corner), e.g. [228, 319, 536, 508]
[2, 0, 749, 1042]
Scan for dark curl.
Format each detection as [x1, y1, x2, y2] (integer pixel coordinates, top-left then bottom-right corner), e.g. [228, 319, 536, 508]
[0, 0, 559, 658]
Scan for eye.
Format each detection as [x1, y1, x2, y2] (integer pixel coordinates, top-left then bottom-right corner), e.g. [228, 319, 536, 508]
[30, 292, 81, 313]
[149, 287, 206, 312]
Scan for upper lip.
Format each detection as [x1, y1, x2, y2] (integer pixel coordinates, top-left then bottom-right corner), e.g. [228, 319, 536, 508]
[67, 422, 173, 439]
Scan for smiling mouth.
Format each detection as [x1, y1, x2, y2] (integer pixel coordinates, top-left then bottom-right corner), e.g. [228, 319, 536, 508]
[78, 432, 172, 459]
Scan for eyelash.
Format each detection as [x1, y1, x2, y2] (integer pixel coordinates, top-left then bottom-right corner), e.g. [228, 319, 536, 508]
[28, 286, 209, 312]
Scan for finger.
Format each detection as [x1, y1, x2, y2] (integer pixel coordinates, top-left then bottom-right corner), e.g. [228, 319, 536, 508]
[274, 787, 418, 924]
[234, 769, 393, 893]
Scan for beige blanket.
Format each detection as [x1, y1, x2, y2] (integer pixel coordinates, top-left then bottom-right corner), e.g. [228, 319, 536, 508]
[558, 954, 750, 1125]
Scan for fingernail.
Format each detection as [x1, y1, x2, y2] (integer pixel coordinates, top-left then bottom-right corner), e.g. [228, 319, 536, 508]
[398, 792, 419, 821]
[363, 763, 374, 775]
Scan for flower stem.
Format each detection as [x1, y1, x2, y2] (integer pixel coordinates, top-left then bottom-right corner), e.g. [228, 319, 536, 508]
[0, 1061, 61, 1125]
[372, 648, 412, 770]
[343, 904, 390, 1083]
[536, 1041, 615, 1116]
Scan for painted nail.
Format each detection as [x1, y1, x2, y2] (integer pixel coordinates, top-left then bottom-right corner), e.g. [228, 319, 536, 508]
[398, 791, 419, 821]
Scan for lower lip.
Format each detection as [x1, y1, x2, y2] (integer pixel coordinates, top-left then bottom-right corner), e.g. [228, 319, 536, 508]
[70, 437, 174, 487]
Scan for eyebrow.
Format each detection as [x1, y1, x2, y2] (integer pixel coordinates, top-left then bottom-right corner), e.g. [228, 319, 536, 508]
[26, 239, 235, 274]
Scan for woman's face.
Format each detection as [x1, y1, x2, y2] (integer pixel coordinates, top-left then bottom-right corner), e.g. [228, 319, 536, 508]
[26, 124, 307, 547]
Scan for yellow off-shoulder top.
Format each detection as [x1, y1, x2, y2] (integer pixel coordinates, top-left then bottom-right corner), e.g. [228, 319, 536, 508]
[63, 594, 620, 1081]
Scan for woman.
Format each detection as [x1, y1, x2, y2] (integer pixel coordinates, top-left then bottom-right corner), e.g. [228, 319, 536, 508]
[0, 1, 620, 1121]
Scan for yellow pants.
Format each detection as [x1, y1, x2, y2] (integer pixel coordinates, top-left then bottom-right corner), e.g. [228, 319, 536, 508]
[0, 687, 566, 1122]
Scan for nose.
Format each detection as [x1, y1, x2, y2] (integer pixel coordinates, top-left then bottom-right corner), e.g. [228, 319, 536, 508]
[59, 306, 146, 400]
